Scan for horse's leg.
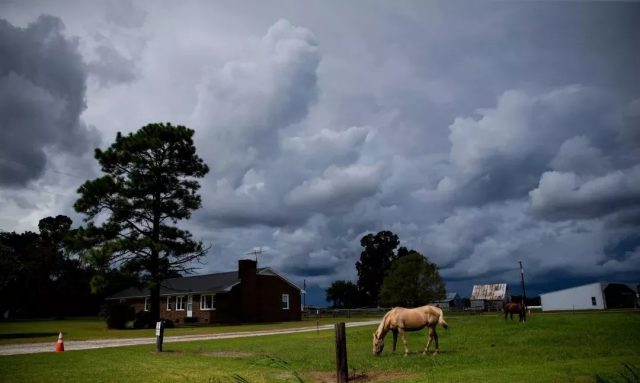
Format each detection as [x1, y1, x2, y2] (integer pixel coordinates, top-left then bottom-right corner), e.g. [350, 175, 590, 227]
[399, 328, 409, 356]
[432, 327, 440, 355]
[392, 329, 398, 353]
[423, 327, 433, 355]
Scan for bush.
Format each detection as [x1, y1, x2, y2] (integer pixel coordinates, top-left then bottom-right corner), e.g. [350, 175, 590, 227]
[133, 310, 154, 329]
[162, 319, 175, 328]
[100, 302, 134, 329]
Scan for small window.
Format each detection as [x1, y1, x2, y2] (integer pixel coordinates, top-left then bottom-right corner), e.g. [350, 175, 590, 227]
[176, 296, 185, 311]
[591, 297, 597, 306]
[200, 295, 215, 310]
[166, 296, 172, 311]
[144, 297, 150, 311]
[281, 294, 290, 310]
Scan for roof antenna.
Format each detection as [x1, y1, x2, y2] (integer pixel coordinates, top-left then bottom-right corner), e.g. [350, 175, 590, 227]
[246, 247, 263, 263]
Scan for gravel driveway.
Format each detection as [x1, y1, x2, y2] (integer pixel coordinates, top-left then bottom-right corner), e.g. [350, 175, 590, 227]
[0, 320, 378, 356]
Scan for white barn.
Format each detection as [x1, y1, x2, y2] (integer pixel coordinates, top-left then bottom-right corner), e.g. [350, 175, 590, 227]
[540, 282, 638, 311]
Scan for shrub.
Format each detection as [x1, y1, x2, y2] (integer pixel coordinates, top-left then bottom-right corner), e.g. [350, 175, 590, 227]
[100, 302, 134, 329]
[162, 319, 175, 328]
[133, 310, 154, 329]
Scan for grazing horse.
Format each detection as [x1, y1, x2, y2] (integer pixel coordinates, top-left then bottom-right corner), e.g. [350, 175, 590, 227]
[372, 305, 448, 356]
[503, 302, 525, 322]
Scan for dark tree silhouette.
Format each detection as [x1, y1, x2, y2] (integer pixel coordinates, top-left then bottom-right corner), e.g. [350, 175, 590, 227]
[355, 230, 400, 306]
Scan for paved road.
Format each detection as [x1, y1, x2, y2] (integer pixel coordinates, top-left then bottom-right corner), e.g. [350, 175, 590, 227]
[0, 320, 379, 356]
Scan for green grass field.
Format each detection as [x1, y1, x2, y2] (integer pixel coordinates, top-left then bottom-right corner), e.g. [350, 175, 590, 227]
[0, 316, 371, 345]
[1, 311, 639, 382]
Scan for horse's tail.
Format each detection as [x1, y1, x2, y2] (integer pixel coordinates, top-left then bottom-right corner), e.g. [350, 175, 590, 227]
[438, 310, 449, 330]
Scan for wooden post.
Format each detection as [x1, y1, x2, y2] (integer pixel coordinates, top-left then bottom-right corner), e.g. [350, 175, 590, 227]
[155, 321, 164, 352]
[335, 322, 348, 383]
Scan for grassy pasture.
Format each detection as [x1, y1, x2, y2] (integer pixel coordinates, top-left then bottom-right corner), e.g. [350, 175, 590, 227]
[0, 316, 372, 345]
[0, 311, 639, 382]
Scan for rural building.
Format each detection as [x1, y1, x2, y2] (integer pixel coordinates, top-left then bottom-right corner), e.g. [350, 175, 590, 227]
[108, 259, 303, 323]
[432, 292, 464, 311]
[540, 282, 639, 311]
[470, 283, 511, 311]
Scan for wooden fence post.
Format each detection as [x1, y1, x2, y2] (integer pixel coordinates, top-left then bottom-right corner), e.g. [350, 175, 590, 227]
[335, 322, 348, 383]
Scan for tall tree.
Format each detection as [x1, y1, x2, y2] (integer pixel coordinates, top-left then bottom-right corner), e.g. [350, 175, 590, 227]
[74, 123, 210, 324]
[378, 251, 446, 307]
[355, 230, 400, 306]
[325, 280, 363, 308]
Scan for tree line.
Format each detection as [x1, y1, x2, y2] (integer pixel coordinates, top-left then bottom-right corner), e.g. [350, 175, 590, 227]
[325, 230, 446, 308]
[0, 215, 135, 318]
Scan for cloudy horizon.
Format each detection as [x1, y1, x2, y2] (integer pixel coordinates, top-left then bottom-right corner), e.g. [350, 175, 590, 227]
[1, 1, 639, 305]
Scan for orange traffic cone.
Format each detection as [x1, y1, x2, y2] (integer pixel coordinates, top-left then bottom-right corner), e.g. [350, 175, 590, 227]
[55, 332, 64, 352]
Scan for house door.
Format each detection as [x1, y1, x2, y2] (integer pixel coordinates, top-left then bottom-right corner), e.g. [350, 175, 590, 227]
[187, 295, 193, 318]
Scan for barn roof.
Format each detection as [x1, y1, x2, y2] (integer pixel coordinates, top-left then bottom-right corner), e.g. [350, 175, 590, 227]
[107, 267, 303, 299]
[471, 283, 508, 301]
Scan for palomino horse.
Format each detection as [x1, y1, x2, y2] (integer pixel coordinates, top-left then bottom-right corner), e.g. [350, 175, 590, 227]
[372, 305, 448, 356]
[503, 302, 524, 322]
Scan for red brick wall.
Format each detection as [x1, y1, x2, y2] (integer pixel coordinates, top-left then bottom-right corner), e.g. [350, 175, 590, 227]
[255, 275, 302, 322]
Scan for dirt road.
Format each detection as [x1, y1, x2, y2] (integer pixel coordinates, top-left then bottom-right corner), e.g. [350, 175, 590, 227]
[0, 320, 378, 356]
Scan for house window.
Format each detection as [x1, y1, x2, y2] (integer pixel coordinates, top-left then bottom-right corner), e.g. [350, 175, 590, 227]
[144, 297, 150, 311]
[591, 297, 597, 306]
[281, 294, 290, 310]
[166, 296, 172, 311]
[200, 295, 215, 310]
[176, 296, 185, 311]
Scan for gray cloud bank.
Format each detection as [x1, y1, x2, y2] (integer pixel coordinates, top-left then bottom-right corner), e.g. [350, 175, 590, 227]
[1, 2, 639, 303]
[0, 15, 98, 186]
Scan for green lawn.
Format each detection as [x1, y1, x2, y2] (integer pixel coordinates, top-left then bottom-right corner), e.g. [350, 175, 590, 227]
[0, 316, 373, 345]
[1, 311, 639, 382]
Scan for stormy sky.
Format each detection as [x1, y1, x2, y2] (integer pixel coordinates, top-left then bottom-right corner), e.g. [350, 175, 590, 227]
[1, 1, 639, 306]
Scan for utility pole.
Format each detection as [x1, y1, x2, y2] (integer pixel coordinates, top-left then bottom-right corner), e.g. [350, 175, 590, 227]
[519, 260, 527, 322]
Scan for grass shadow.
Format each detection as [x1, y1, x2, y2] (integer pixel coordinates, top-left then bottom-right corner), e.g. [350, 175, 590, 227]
[0, 332, 59, 340]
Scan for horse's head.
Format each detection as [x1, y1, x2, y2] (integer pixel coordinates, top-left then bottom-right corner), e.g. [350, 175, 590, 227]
[372, 332, 384, 356]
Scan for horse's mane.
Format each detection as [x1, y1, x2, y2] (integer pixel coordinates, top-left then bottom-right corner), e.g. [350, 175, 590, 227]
[375, 308, 395, 339]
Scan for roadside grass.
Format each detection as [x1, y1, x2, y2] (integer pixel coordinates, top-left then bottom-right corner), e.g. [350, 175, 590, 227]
[0, 316, 377, 345]
[0, 311, 639, 382]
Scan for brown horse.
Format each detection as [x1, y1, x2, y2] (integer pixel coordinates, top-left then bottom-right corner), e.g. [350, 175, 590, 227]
[372, 305, 449, 356]
[503, 302, 524, 322]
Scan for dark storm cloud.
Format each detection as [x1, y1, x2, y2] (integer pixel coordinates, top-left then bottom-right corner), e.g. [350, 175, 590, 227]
[0, 15, 98, 186]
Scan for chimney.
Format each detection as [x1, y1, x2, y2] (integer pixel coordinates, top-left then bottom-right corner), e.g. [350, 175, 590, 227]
[239, 259, 257, 278]
[239, 259, 258, 322]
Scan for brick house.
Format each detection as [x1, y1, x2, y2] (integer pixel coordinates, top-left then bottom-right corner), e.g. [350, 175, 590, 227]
[108, 260, 303, 324]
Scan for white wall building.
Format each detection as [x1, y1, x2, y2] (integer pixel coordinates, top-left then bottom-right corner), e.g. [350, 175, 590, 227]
[540, 282, 638, 311]
[541, 283, 605, 311]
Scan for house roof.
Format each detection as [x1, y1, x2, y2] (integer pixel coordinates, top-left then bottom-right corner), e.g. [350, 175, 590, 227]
[471, 284, 508, 301]
[108, 265, 309, 299]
